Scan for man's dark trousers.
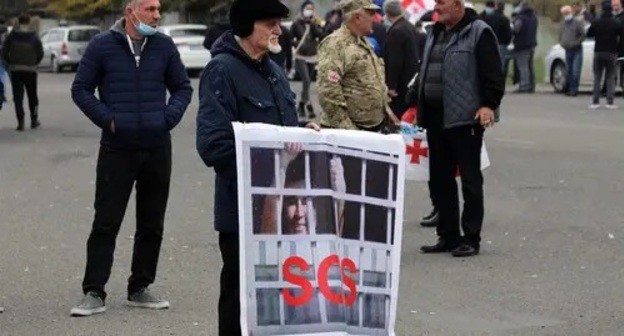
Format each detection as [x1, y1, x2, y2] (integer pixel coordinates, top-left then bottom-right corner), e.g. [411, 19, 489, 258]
[10, 71, 38, 124]
[219, 232, 241, 336]
[82, 138, 172, 299]
[427, 123, 484, 248]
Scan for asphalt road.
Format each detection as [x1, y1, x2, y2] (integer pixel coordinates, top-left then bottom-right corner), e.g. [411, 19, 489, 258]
[0, 73, 623, 335]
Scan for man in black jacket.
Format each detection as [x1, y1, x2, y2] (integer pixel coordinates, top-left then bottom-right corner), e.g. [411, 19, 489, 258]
[588, 1, 623, 109]
[383, 0, 421, 118]
[512, 0, 538, 93]
[196, 0, 319, 334]
[481, 0, 512, 69]
[1, 14, 43, 131]
[418, 0, 504, 257]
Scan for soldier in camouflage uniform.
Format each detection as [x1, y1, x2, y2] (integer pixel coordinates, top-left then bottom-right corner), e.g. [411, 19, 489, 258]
[317, 0, 399, 131]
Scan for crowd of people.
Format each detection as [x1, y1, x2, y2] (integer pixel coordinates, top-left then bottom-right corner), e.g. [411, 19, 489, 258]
[2, 0, 622, 333]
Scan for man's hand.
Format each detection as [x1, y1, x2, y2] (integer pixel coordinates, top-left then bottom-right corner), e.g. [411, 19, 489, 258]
[475, 107, 495, 128]
[305, 122, 321, 131]
[385, 106, 401, 126]
[388, 89, 399, 98]
[110, 120, 115, 133]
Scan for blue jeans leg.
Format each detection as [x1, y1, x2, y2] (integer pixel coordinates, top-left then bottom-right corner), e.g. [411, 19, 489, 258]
[565, 48, 582, 94]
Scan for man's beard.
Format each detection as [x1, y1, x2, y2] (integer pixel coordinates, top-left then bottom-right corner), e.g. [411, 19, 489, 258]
[268, 36, 282, 54]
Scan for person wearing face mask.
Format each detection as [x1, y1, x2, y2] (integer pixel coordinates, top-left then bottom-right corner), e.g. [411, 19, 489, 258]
[559, 5, 586, 97]
[291, 0, 324, 119]
[480, 1, 512, 69]
[196, 0, 320, 333]
[69, 0, 192, 317]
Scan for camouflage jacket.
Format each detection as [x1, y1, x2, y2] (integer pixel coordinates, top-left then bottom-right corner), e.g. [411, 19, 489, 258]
[317, 25, 388, 130]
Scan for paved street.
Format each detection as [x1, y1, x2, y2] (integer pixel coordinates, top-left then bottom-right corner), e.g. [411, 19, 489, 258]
[1, 73, 623, 335]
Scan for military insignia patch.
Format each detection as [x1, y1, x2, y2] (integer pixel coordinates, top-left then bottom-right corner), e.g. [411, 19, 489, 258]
[328, 70, 341, 83]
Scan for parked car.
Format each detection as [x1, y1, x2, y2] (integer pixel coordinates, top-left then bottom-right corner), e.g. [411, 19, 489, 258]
[40, 26, 101, 73]
[157, 24, 211, 76]
[545, 27, 623, 93]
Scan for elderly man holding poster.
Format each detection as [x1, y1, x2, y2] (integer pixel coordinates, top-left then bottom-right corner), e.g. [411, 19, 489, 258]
[195, 0, 318, 334]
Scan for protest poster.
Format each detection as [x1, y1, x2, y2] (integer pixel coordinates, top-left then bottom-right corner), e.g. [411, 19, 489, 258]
[233, 123, 406, 336]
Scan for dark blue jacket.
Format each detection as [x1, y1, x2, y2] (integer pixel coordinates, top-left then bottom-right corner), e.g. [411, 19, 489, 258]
[513, 7, 538, 51]
[72, 20, 192, 150]
[196, 31, 299, 233]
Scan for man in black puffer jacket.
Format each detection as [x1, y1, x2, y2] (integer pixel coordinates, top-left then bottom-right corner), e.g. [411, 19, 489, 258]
[1, 14, 43, 131]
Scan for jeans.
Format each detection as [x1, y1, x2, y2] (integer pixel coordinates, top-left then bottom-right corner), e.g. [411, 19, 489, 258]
[294, 59, 313, 104]
[514, 48, 535, 92]
[427, 124, 484, 247]
[498, 44, 509, 70]
[592, 52, 617, 105]
[10, 71, 38, 123]
[0, 62, 7, 100]
[82, 140, 172, 299]
[218, 233, 242, 336]
[565, 47, 583, 94]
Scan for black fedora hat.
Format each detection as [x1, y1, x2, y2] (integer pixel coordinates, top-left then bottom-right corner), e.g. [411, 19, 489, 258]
[230, 0, 290, 38]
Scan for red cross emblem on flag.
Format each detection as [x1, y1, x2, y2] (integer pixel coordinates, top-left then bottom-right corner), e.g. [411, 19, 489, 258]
[406, 139, 428, 164]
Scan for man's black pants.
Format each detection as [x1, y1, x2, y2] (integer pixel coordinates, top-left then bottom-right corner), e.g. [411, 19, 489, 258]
[82, 139, 172, 299]
[10, 71, 39, 122]
[427, 125, 484, 247]
[219, 232, 241, 336]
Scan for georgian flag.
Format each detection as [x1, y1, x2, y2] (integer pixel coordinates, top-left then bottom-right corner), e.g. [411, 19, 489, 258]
[400, 107, 491, 181]
[403, 0, 436, 22]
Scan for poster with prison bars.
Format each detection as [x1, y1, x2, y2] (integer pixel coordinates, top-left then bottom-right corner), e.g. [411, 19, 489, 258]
[233, 123, 406, 336]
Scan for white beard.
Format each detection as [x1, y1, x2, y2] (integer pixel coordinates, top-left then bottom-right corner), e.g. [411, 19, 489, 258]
[268, 36, 282, 54]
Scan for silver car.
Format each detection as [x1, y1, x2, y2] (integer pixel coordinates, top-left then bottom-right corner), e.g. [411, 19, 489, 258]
[157, 24, 210, 76]
[544, 26, 623, 93]
[40, 26, 101, 73]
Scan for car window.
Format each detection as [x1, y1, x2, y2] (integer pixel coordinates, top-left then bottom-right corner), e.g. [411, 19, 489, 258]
[168, 28, 206, 37]
[68, 29, 100, 42]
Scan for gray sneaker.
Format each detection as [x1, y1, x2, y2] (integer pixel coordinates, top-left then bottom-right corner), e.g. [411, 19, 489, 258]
[70, 292, 106, 317]
[127, 288, 169, 309]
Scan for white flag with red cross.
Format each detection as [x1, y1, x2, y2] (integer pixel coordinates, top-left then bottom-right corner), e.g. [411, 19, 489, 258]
[403, 0, 436, 22]
[401, 122, 491, 181]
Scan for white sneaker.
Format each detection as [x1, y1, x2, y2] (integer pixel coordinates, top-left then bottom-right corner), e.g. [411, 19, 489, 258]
[605, 104, 618, 109]
[589, 104, 601, 109]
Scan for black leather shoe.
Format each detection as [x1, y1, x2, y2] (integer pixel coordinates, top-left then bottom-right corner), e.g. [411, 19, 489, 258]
[306, 104, 316, 119]
[297, 102, 306, 118]
[451, 244, 479, 257]
[420, 208, 439, 227]
[421, 240, 459, 253]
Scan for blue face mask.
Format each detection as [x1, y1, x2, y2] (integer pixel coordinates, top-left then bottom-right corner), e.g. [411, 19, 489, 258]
[513, 6, 522, 14]
[383, 17, 392, 27]
[485, 8, 494, 15]
[133, 13, 157, 36]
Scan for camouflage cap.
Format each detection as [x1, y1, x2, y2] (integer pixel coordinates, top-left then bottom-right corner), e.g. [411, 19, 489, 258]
[340, 0, 381, 14]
